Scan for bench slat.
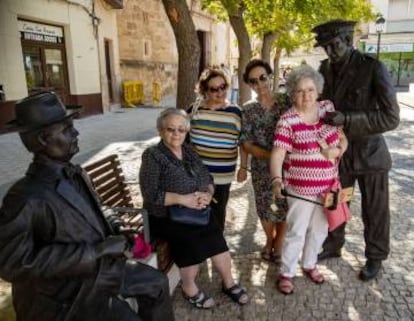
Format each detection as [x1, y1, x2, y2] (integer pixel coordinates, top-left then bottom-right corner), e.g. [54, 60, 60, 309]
[83, 155, 118, 172]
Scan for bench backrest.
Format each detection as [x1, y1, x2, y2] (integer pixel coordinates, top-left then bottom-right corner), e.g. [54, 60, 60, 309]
[83, 154, 133, 207]
[83, 154, 172, 273]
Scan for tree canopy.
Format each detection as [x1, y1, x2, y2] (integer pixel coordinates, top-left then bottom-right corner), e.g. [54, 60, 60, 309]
[203, 0, 375, 100]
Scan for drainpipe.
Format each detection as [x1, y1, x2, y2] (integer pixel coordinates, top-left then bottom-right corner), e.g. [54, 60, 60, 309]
[91, 0, 106, 112]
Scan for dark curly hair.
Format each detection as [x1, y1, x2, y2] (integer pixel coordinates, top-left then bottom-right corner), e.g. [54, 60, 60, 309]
[196, 68, 230, 97]
[243, 59, 273, 83]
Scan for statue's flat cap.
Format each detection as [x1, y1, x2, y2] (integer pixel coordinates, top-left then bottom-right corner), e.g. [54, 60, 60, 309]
[312, 20, 356, 47]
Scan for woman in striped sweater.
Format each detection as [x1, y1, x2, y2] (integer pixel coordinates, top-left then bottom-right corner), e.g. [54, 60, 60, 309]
[188, 68, 242, 231]
[270, 65, 348, 294]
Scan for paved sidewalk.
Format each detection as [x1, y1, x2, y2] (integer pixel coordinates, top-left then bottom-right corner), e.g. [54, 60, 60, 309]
[397, 91, 414, 108]
[1, 104, 414, 321]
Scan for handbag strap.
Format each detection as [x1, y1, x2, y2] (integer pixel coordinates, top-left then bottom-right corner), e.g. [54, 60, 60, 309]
[281, 189, 323, 206]
[190, 95, 203, 119]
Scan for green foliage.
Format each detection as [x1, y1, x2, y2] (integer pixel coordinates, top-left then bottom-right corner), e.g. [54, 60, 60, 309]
[202, 1, 228, 20]
[202, 0, 375, 56]
[203, 0, 242, 19]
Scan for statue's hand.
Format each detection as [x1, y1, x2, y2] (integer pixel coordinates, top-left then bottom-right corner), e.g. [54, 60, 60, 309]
[106, 214, 127, 234]
[322, 111, 345, 126]
[95, 235, 128, 258]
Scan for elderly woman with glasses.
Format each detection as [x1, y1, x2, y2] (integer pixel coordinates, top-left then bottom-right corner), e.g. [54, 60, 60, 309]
[188, 68, 242, 231]
[237, 59, 290, 264]
[139, 108, 248, 309]
[270, 65, 348, 294]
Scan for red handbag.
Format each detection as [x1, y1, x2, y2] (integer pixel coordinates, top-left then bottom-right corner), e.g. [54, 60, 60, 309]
[321, 179, 352, 232]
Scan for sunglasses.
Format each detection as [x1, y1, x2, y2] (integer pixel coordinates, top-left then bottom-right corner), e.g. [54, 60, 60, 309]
[248, 74, 270, 86]
[165, 127, 187, 134]
[208, 84, 227, 93]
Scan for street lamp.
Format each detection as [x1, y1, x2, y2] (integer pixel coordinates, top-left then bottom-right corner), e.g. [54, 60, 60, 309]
[375, 15, 386, 59]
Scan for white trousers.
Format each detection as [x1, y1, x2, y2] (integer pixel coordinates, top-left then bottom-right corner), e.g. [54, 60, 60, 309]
[280, 193, 328, 277]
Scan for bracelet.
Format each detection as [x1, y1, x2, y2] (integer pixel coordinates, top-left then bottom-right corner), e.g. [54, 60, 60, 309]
[240, 166, 248, 170]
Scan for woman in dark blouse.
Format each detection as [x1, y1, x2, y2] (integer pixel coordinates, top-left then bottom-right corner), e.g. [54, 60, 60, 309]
[139, 108, 248, 309]
[237, 59, 289, 263]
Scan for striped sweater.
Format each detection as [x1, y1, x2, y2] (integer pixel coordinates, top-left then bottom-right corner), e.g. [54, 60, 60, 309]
[189, 105, 242, 185]
[273, 100, 340, 196]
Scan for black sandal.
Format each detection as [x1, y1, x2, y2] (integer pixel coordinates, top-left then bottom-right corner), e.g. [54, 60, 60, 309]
[222, 284, 249, 305]
[272, 253, 282, 265]
[182, 290, 215, 309]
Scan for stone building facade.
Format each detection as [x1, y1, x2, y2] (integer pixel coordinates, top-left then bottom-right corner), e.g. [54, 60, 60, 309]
[362, 0, 414, 87]
[0, 0, 123, 130]
[117, 0, 236, 107]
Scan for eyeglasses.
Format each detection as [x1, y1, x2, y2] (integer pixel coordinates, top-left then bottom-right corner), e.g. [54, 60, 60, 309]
[165, 127, 187, 134]
[208, 84, 227, 93]
[248, 74, 270, 86]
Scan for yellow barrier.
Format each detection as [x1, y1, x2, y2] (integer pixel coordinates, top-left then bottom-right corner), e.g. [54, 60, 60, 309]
[152, 82, 161, 105]
[122, 81, 144, 107]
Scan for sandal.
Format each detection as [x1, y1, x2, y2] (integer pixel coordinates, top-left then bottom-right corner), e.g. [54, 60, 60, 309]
[303, 268, 325, 284]
[260, 247, 273, 262]
[222, 284, 249, 305]
[272, 253, 282, 265]
[277, 275, 294, 295]
[182, 290, 215, 309]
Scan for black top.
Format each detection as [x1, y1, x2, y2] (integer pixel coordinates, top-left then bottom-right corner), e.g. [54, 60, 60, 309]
[139, 141, 228, 267]
[139, 141, 213, 218]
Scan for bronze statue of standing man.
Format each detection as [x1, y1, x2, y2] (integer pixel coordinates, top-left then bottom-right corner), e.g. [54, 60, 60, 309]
[312, 20, 400, 280]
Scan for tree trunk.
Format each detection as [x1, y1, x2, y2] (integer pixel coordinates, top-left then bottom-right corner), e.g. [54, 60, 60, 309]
[261, 32, 278, 64]
[272, 47, 282, 92]
[161, 0, 200, 109]
[228, 12, 252, 106]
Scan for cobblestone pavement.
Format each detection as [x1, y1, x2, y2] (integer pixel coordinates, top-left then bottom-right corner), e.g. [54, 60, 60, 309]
[1, 104, 414, 321]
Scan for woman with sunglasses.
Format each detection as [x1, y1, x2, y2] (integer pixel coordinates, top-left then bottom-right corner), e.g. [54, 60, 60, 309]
[237, 59, 290, 264]
[188, 68, 242, 231]
[270, 65, 348, 294]
[140, 108, 248, 309]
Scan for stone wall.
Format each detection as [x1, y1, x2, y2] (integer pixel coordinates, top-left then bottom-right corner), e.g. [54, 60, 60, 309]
[117, 0, 178, 106]
[116, 0, 236, 107]
[120, 59, 178, 107]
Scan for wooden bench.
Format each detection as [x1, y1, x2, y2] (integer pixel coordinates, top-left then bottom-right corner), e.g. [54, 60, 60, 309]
[83, 154, 174, 273]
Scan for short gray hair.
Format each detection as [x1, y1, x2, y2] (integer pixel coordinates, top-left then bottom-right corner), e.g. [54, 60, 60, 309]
[285, 64, 324, 97]
[156, 107, 190, 131]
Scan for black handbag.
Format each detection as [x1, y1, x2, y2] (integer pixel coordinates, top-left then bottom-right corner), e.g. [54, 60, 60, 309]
[168, 205, 211, 226]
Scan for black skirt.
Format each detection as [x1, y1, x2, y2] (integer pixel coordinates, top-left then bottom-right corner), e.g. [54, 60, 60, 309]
[149, 213, 229, 268]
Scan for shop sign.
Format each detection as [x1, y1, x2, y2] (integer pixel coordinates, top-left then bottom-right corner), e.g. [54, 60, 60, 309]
[18, 20, 64, 44]
[365, 43, 413, 53]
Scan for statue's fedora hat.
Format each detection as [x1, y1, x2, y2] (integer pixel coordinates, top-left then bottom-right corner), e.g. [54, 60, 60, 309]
[312, 19, 356, 47]
[6, 91, 81, 132]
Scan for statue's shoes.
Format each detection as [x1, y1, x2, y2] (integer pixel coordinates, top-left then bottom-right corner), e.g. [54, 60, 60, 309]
[359, 259, 382, 281]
